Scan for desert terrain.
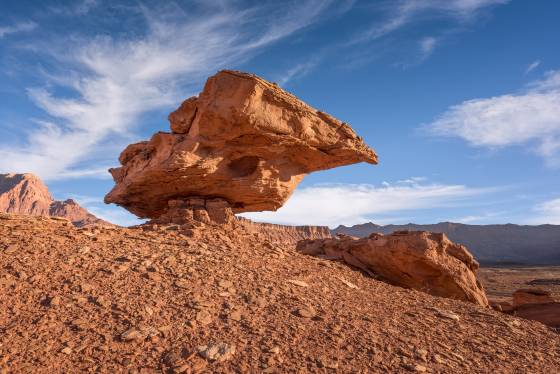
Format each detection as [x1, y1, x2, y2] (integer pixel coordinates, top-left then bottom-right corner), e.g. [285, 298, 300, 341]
[1, 70, 559, 374]
[1, 214, 559, 373]
[480, 266, 560, 302]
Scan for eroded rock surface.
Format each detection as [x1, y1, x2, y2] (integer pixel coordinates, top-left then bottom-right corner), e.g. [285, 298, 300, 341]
[105, 70, 377, 222]
[297, 231, 488, 306]
[0, 173, 108, 227]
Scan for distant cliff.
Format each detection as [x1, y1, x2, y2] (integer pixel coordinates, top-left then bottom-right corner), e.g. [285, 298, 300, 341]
[333, 222, 560, 265]
[237, 217, 332, 244]
[0, 173, 109, 227]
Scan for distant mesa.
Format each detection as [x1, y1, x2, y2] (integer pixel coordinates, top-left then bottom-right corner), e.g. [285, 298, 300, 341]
[0, 173, 108, 227]
[104, 70, 377, 225]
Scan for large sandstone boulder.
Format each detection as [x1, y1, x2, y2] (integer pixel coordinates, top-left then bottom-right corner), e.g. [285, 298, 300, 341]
[0, 173, 108, 227]
[297, 231, 488, 306]
[105, 70, 377, 222]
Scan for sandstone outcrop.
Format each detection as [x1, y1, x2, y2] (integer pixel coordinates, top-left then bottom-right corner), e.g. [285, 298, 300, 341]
[105, 70, 377, 223]
[512, 288, 555, 308]
[508, 288, 560, 328]
[0, 173, 108, 227]
[297, 231, 488, 306]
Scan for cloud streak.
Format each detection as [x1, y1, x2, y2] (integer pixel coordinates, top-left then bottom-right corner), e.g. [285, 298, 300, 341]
[0, 21, 36, 38]
[360, 0, 509, 42]
[0, 1, 333, 180]
[242, 179, 495, 227]
[426, 70, 560, 165]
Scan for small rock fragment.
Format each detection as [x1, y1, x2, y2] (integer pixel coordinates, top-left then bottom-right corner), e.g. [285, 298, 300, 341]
[198, 343, 236, 362]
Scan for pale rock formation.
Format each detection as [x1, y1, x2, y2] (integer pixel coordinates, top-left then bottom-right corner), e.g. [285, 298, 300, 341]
[105, 70, 377, 223]
[297, 231, 488, 306]
[0, 173, 108, 227]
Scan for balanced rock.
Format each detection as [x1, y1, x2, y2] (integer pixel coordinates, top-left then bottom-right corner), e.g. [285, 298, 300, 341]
[296, 231, 488, 306]
[104, 70, 377, 223]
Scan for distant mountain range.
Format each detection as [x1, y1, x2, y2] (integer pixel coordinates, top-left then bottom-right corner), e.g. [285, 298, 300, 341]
[333, 222, 560, 265]
[0, 173, 108, 227]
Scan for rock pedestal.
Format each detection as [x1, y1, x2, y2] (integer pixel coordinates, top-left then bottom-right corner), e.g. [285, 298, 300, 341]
[150, 197, 235, 226]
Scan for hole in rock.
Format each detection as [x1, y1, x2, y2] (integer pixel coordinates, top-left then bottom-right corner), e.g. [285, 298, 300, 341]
[227, 156, 260, 178]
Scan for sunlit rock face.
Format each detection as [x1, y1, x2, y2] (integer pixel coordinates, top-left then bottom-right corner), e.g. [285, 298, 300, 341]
[105, 70, 377, 222]
[297, 231, 489, 307]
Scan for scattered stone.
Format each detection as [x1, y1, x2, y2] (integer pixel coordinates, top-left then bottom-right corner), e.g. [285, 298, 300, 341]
[60, 347, 72, 355]
[435, 310, 460, 322]
[403, 363, 427, 372]
[287, 280, 309, 288]
[196, 310, 213, 325]
[198, 343, 236, 362]
[295, 306, 316, 319]
[49, 296, 61, 307]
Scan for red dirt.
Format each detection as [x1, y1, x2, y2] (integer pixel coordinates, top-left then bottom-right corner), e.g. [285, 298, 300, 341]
[1, 214, 559, 373]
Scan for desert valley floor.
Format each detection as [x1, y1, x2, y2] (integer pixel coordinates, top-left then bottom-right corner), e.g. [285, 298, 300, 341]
[1, 214, 559, 373]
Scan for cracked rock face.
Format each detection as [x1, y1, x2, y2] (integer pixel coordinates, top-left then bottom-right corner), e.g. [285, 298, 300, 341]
[105, 70, 377, 221]
[297, 231, 489, 306]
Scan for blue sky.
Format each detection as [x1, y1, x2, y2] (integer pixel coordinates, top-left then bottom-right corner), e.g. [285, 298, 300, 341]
[1, 0, 560, 227]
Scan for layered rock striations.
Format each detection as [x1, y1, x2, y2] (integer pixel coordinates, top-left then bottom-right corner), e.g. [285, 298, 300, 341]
[105, 70, 377, 223]
[297, 231, 488, 306]
[0, 173, 108, 227]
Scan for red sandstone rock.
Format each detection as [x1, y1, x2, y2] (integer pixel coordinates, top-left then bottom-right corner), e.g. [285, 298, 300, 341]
[512, 288, 555, 308]
[514, 302, 560, 328]
[508, 288, 560, 328]
[105, 70, 377, 222]
[0, 173, 108, 227]
[297, 231, 488, 306]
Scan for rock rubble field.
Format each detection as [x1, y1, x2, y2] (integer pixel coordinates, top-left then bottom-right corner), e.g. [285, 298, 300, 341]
[1, 214, 559, 373]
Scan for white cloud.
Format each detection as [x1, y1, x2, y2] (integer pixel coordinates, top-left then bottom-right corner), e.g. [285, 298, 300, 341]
[0, 21, 36, 38]
[50, 0, 98, 15]
[526, 60, 541, 74]
[0, 1, 333, 181]
[241, 180, 494, 227]
[360, 0, 509, 42]
[277, 58, 320, 86]
[427, 70, 560, 165]
[419, 36, 438, 59]
[531, 198, 560, 224]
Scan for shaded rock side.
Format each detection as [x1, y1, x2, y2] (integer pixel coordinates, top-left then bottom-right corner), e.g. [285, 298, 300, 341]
[0, 173, 108, 227]
[509, 288, 560, 328]
[297, 231, 488, 306]
[105, 70, 377, 221]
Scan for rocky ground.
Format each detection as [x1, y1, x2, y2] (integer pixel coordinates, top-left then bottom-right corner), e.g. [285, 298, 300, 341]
[1, 214, 559, 373]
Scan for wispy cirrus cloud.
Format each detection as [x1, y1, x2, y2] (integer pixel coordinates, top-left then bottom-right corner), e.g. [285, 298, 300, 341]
[0, 21, 36, 38]
[242, 179, 497, 227]
[426, 70, 560, 166]
[526, 60, 541, 74]
[360, 0, 509, 42]
[0, 1, 335, 181]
